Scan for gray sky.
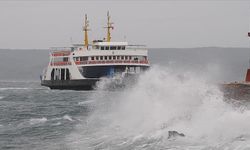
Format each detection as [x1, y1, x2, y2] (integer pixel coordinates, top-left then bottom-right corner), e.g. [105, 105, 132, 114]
[0, 0, 250, 49]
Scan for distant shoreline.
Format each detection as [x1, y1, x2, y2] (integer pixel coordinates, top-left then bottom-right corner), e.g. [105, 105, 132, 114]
[0, 49, 49, 51]
[0, 47, 249, 51]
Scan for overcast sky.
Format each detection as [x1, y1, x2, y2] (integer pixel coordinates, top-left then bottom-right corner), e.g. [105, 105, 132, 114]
[0, 0, 250, 49]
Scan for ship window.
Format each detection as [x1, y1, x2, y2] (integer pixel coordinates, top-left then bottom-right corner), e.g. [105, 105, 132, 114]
[63, 57, 68, 62]
[125, 56, 128, 60]
[91, 57, 94, 60]
[96, 46, 100, 49]
[66, 69, 70, 80]
[76, 57, 79, 61]
[55, 69, 59, 80]
[109, 56, 112, 60]
[105, 46, 109, 50]
[51, 69, 55, 80]
[104, 56, 107, 60]
[121, 56, 124, 60]
[129, 56, 132, 60]
[122, 46, 125, 50]
[61, 68, 65, 80]
[117, 46, 121, 50]
[96, 56, 99, 60]
[117, 56, 120, 60]
[144, 56, 147, 60]
[100, 56, 103, 60]
[113, 56, 116, 60]
[80, 57, 88, 61]
[101, 46, 105, 50]
[110, 46, 116, 50]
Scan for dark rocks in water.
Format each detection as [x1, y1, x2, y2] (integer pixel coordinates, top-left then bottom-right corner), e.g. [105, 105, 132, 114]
[220, 83, 250, 101]
[168, 131, 185, 139]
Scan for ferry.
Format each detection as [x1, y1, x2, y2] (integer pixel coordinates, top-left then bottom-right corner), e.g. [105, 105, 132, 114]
[41, 12, 150, 90]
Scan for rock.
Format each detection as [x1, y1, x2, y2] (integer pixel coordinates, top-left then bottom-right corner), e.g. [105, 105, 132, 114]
[168, 131, 185, 139]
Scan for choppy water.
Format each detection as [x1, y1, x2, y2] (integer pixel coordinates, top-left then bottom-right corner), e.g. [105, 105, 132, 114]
[1, 48, 250, 149]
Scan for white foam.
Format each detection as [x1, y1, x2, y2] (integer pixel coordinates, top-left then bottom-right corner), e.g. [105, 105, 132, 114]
[29, 117, 47, 125]
[0, 96, 4, 100]
[67, 65, 250, 149]
[50, 117, 61, 121]
[78, 100, 94, 105]
[63, 115, 73, 121]
[0, 87, 30, 91]
[52, 122, 62, 126]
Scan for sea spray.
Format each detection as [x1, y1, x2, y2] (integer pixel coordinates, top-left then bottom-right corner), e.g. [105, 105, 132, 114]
[67, 65, 250, 149]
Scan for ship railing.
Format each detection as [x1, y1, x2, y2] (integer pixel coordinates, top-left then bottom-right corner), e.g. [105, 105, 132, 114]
[50, 47, 74, 52]
[74, 60, 149, 65]
[50, 60, 149, 66]
[50, 46, 95, 52]
[50, 47, 73, 57]
[126, 45, 147, 50]
[50, 62, 72, 66]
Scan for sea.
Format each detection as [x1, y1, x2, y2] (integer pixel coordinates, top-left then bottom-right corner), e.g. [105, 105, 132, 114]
[1, 48, 250, 149]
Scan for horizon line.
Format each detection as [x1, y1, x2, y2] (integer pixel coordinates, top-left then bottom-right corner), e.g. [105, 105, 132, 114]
[0, 46, 249, 50]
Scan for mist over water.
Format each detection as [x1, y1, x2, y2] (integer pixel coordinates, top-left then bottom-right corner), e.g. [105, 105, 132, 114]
[1, 48, 250, 149]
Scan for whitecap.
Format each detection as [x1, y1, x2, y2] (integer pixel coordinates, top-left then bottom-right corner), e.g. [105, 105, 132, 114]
[50, 117, 61, 121]
[63, 115, 73, 121]
[51, 122, 62, 126]
[0, 87, 31, 91]
[78, 100, 94, 105]
[29, 117, 47, 125]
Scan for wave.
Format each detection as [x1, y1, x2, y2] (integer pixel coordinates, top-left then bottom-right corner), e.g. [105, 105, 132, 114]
[0, 87, 44, 91]
[0, 80, 40, 83]
[78, 100, 95, 106]
[67, 65, 250, 149]
[29, 117, 47, 125]
[0, 87, 31, 91]
[51, 122, 62, 126]
[63, 115, 73, 122]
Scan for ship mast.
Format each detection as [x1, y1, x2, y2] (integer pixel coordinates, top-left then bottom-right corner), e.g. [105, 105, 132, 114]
[83, 14, 90, 48]
[106, 11, 114, 42]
